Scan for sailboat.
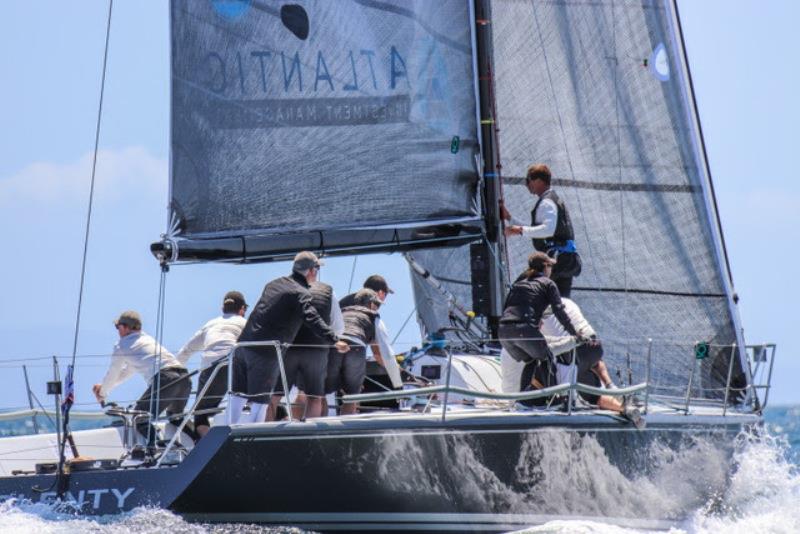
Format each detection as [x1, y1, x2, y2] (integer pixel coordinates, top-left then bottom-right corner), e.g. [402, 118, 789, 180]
[0, 0, 776, 531]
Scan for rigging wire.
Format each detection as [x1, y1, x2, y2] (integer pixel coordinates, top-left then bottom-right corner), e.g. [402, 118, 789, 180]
[69, 0, 114, 370]
[391, 306, 418, 345]
[40, 0, 114, 499]
[148, 266, 169, 448]
[347, 256, 358, 293]
[528, 3, 601, 285]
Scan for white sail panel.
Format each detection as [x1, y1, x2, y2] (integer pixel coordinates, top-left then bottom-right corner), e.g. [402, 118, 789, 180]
[411, 0, 746, 400]
[491, 0, 743, 397]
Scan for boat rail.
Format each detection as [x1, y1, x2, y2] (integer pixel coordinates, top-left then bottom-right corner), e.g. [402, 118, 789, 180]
[0, 337, 775, 466]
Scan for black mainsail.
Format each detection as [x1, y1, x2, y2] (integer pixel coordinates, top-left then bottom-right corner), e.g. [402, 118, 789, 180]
[412, 0, 748, 401]
[155, 0, 482, 262]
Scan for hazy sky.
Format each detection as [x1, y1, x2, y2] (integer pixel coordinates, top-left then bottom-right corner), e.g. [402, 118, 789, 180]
[0, 0, 797, 411]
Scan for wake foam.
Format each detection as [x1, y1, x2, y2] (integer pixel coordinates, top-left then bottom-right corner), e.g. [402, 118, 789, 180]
[512, 428, 800, 533]
[0, 501, 305, 533]
[376, 428, 729, 520]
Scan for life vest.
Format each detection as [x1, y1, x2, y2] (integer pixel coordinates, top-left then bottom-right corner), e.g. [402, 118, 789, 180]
[342, 305, 378, 345]
[531, 189, 575, 252]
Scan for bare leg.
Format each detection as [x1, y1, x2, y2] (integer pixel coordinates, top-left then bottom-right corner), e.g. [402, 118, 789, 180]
[267, 395, 279, 421]
[305, 396, 323, 418]
[597, 395, 623, 413]
[291, 391, 308, 420]
[197, 425, 210, 437]
[339, 402, 358, 416]
[592, 361, 614, 387]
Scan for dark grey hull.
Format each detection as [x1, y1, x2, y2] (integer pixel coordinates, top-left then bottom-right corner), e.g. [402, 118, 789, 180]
[0, 411, 759, 532]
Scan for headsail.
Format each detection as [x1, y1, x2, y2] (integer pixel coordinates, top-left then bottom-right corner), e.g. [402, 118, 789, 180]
[412, 0, 747, 400]
[157, 0, 481, 262]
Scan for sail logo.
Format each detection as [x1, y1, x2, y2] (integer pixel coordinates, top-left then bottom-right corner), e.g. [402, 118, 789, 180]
[194, 46, 417, 129]
[211, 0, 251, 21]
[650, 43, 670, 82]
[200, 47, 411, 97]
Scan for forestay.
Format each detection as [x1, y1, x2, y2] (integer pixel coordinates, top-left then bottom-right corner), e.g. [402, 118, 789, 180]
[412, 0, 747, 400]
[165, 0, 481, 261]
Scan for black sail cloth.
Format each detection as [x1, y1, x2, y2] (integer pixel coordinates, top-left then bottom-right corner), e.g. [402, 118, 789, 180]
[166, 0, 482, 260]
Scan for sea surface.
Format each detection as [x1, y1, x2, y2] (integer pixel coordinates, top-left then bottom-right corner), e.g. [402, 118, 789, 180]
[0, 406, 797, 534]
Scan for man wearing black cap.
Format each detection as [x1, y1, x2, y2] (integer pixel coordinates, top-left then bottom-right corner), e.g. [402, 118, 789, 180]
[175, 291, 248, 438]
[236, 251, 349, 423]
[339, 274, 394, 309]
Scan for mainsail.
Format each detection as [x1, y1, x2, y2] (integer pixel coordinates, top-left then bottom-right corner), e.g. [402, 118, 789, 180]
[412, 0, 748, 399]
[158, 0, 482, 262]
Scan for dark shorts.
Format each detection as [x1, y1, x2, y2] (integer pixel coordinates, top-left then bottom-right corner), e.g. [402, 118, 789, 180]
[242, 346, 280, 404]
[231, 350, 247, 395]
[275, 346, 329, 397]
[325, 345, 367, 395]
[194, 362, 229, 428]
[499, 323, 552, 363]
[134, 367, 191, 446]
[520, 359, 558, 407]
[576, 343, 603, 373]
[551, 251, 581, 298]
[576, 366, 602, 405]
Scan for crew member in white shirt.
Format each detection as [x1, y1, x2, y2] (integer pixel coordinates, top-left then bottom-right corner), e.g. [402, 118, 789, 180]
[92, 310, 191, 450]
[502, 163, 582, 297]
[174, 291, 248, 437]
[502, 298, 635, 419]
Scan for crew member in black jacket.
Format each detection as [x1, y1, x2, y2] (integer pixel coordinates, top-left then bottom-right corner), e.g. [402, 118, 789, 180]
[236, 251, 349, 423]
[273, 280, 344, 420]
[499, 252, 579, 406]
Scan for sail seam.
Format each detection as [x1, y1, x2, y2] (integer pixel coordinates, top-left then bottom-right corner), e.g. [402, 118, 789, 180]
[573, 287, 726, 298]
[504, 176, 700, 193]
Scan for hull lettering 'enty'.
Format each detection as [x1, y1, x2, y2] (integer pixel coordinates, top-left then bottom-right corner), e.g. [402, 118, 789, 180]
[5, 487, 137, 510]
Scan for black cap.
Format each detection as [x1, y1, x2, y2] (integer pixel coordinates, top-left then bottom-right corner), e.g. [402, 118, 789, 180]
[364, 275, 394, 296]
[223, 291, 247, 311]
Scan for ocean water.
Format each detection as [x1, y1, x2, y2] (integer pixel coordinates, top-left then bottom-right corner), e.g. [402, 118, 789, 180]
[0, 407, 797, 534]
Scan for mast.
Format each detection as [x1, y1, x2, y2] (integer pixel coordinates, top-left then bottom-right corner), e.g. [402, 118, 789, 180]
[473, 0, 505, 339]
